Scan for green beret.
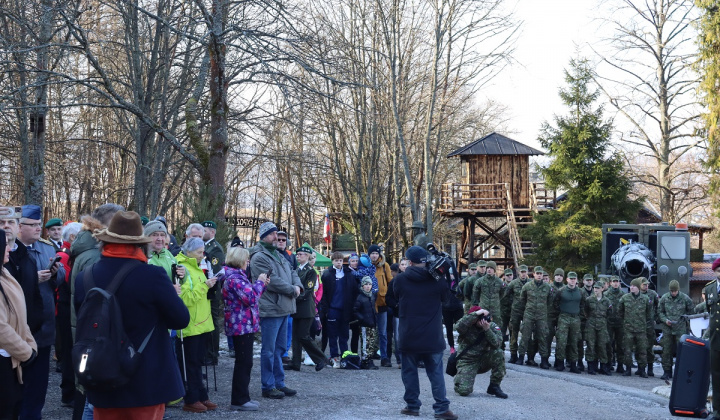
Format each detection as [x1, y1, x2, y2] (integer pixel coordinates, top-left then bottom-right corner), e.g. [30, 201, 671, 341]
[631, 278, 642, 288]
[583, 273, 594, 281]
[202, 220, 217, 229]
[140, 216, 149, 226]
[518, 265, 528, 272]
[468, 263, 478, 269]
[567, 271, 578, 278]
[44, 218, 62, 228]
[554, 268, 564, 277]
[477, 260, 487, 267]
[297, 245, 313, 254]
[486, 261, 497, 270]
[534, 266, 544, 273]
[669, 280, 679, 291]
[504, 268, 513, 276]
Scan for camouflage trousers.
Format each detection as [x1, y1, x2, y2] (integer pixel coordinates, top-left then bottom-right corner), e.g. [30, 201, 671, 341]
[546, 315, 559, 357]
[645, 326, 656, 366]
[366, 326, 378, 357]
[463, 300, 472, 314]
[555, 313, 581, 362]
[607, 322, 624, 365]
[501, 308, 512, 340]
[623, 329, 648, 368]
[660, 330, 685, 371]
[454, 349, 505, 396]
[518, 316, 549, 358]
[509, 316, 522, 353]
[577, 321, 586, 363]
[585, 325, 609, 363]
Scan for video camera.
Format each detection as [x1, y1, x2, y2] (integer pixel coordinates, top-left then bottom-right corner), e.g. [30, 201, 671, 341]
[425, 243, 458, 292]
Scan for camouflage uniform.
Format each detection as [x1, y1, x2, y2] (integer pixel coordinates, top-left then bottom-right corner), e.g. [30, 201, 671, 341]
[577, 283, 593, 368]
[702, 278, 720, 418]
[453, 312, 505, 396]
[518, 279, 552, 361]
[472, 273, 504, 327]
[553, 284, 584, 365]
[204, 236, 225, 363]
[640, 284, 659, 373]
[505, 276, 530, 356]
[604, 282, 625, 368]
[546, 279, 565, 358]
[457, 266, 478, 314]
[500, 269, 513, 341]
[618, 290, 652, 371]
[657, 290, 693, 373]
[584, 291, 611, 364]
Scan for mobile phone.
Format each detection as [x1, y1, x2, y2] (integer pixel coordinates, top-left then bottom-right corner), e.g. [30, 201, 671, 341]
[267, 268, 273, 277]
[46, 255, 61, 271]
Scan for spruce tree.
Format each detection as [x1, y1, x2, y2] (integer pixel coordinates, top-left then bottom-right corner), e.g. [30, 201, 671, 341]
[525, 58, 642, 274]
[696, 1, 720, 197]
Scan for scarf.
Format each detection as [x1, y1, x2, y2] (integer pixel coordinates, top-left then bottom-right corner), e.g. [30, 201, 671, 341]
[101, 243, 148, 262]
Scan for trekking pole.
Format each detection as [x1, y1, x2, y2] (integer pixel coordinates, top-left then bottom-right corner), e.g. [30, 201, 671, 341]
[173, 265, 187, 384]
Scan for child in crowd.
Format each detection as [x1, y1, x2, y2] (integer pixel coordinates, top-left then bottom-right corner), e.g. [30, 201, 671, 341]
[353, 277, 378, 369]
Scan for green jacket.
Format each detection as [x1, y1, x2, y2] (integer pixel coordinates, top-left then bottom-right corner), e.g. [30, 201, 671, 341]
[618, 292, 651, 333]
[506, 277, 530, 320]
[519, 280, 552, 321]
[148, 248, 177, 280]
[605, 286, 625, 325]
[641, 289, 660, 326]
[454, 312, 503, 359]
[204, 238, 225, 276]
[553, 285, 584, 315]
[658, 291, 694, 336]
[461, 274, 479, 302]
[249, 242, 302, 318]
[294, 263, 318, 319]
[176, 252, 213, 337]
[584, 295, 611, 330]
[703, 280, 720, 348]
[547, 281, 565, 321]
[471, 274, 503, 318]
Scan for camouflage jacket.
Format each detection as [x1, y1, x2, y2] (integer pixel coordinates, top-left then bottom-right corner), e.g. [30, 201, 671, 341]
[505, 277, 530, 319]
[618, 292, 651, 333]
[584, 295, 611, 330]
[547, 281, 565, 321]
[658, 291, 694, 335]
[519, 280, 552, 321]
[703, 280, 720, 349]
[454, 312, 502, 359]
[604, 287, 625, 325]
[471, 274, 503, 317]
[460, 274, 479, 302]
[640, 289, 660, 327]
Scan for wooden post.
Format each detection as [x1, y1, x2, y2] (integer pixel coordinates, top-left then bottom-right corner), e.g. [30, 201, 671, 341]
[469, 218, 476, 263]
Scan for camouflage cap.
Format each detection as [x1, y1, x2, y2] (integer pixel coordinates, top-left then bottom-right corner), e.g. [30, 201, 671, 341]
[534, 266, 544, 273]
[468, 263, 478, 269]
[630, 278, 642, 288]
[554, 268, 564, 277]
[641, 277, 649, 285]
[583, 273, 594, 281]
[593, 282, 603, 289]
[504, 268, 513, 276]
[567, 271, 578, 279]
[596, 280, 605, 288]
[486, 261, 497, 270]
[543, 271, 548, 276]
[669, 280, 680, 291]
[610, 275, 620, 281]
[477, 260, 487, 267]
[518, 265, 528, 272]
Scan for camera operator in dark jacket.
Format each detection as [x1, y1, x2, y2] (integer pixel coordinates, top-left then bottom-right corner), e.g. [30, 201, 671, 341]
[393, 246, 456, 420]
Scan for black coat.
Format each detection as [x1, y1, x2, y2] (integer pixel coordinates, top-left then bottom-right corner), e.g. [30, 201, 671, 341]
[353, 292, 377, 328]
[319, 266, 357, 320]
[294, 264, 318, 319]
[5, 240, 43, 335]
[393, 265, 448, 354]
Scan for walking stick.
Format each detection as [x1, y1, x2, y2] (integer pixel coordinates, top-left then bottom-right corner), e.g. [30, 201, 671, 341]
[173, 265, 188, 384]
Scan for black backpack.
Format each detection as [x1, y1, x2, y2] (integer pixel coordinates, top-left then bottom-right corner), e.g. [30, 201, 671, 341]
[72, 261, 155, 391]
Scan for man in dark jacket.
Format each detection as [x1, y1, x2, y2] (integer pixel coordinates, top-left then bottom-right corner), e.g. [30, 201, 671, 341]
[202, 220, 225, 365]
[74, 211, 190, 416]
[393, 246, 457, 420]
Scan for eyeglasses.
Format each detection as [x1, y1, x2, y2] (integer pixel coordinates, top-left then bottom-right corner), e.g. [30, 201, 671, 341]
[277, 238, 287, 242]
[20, 222, 41, 228]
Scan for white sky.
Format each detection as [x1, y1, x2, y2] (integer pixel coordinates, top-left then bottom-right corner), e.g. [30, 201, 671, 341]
[480, 0, 601, 150]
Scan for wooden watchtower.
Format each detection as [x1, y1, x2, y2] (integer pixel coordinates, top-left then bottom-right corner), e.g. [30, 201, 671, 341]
[440, 132, 553, 270]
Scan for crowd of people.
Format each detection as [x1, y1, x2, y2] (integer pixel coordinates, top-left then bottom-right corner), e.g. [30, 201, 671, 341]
[0, 202, 717, 420]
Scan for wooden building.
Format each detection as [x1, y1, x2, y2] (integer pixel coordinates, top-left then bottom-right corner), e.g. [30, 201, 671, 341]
[440, 132, 548, 270]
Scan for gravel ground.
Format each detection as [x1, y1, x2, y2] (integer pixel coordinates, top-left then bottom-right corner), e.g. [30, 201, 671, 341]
[40, 339, 681, 420]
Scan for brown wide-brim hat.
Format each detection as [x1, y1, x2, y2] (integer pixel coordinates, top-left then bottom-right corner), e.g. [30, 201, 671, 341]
[93, 211, 152, 244]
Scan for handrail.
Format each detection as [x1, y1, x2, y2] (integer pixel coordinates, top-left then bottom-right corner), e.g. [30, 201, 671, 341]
[504, 183, 524, 268]
[440, 182, 505, 211]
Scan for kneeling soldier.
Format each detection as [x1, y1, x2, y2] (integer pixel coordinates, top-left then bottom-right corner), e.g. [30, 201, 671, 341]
[453, 306, 507, 399]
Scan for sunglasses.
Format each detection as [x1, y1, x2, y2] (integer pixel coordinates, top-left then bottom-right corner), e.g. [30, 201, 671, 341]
[277, 238, 287, 242]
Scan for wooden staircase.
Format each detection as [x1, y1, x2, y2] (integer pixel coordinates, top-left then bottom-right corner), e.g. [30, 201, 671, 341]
[504, 183, 539, 267]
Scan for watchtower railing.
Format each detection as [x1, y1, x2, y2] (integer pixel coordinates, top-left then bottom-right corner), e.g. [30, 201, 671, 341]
[439, 183, 505, 212]
[530, 182, 556, 211]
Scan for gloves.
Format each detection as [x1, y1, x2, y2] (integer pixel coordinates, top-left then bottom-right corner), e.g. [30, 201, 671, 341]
[21, 349, 37, 367]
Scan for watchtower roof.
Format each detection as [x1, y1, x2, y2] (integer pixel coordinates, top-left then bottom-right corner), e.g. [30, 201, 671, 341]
[447, 132, 544, 157]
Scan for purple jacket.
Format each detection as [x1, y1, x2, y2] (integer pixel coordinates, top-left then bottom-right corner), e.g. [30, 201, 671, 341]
[222, 266, 267, 336]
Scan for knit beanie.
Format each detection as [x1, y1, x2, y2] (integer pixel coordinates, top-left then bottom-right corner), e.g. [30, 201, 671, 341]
[554, 268, 564, 277]
[259, 222, 278, 239]
[368, 244, 381, 255]
[143, 220, 167, 236]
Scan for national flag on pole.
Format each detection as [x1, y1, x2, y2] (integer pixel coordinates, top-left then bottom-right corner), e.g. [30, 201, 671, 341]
[323, 213, 331, 243]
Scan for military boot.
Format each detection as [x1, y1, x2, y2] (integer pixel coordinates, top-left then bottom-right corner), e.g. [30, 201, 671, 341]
[509, 352, 518, 364]
[638, 366, 648, 378]
[555, 359, 565, 372]
[540, 357, 550, 370]
[514, 355, 524, 366]
[623, 365, 632, 376]
[660, 369, 672, 381]
[647, 364, 654, 377]
[587, 361, 596, 375]
[577, 361, 585, 372]
[525, 357, 538, 367]
[569, 361, 581, 374]
[486, 382, 508, 399]
[615, 363, 625, 374]
[601, 362, 612, 376]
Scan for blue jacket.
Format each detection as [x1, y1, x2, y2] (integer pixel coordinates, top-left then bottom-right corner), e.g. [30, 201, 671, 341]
[393, 266, 448, 354]
[74, 256, 190, 408]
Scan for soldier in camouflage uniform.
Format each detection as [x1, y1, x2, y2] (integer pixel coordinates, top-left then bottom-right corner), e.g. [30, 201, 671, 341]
[203, 220, 226, 365]
[552, 271, 583, 373]
[471, 261, 504, 328]
[618, 278, 652, 377]
[584, 283, 612, 375]
[453, 307, 507, 399]
[516, 266, 552, 369]
[702, 259, 720, 420]
[505, 265, 530, 363]
[456, 263, 478, 313]
[657, 279, 694, 380]
[500, 268, 514, 343]
[576, 273, 594, 371]
[411, 220, 430, 249]
[546, 268, 565, 362]
[462, 261, 485, 312]
[639, 277, 659, 377]
[605, 276, 626, 373]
